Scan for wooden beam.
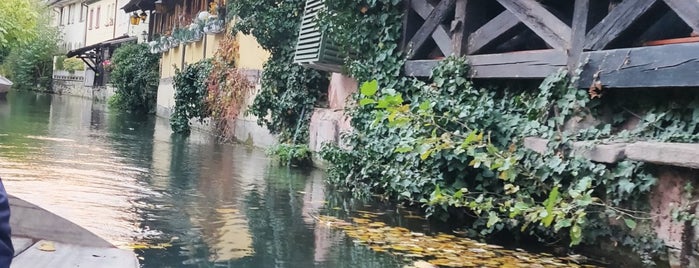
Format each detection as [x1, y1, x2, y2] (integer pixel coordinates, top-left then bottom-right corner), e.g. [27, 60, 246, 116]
[468, 10, 521, 54]
[495, 0, 572, 49]
[662, 0, 699, 34]
[407, 0, 456, 59]
[578, 42, 699, 88]
[568, 0, 589, 72]
[405, 49, 567, 78]
[451, 0, 487, 56]
[584, 0, 657, 50]
[410, 0, 454, 57]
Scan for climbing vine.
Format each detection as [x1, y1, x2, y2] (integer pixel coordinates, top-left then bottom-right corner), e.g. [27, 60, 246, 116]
[171, 59, 212, 134]
[205, 36, 252, 141]
[227, 0, 326, 143]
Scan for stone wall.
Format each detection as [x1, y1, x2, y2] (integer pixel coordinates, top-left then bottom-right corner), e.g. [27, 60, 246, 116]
[52, 72, 115, 102]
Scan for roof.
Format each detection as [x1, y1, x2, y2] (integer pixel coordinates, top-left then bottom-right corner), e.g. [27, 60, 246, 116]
[66, 35, 137, 58]
[47, 0, 80, 7]
[122, 0, 156, 12]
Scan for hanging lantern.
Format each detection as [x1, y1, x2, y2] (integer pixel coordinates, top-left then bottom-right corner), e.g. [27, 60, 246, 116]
[139, 11, 148, 22]
[129, 13, 140, 25]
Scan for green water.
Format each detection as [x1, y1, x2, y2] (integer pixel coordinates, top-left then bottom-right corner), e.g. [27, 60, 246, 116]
[0, 92, 410, 267]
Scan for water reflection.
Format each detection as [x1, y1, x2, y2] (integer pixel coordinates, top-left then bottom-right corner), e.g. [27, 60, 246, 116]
[0, 92, 402, 267]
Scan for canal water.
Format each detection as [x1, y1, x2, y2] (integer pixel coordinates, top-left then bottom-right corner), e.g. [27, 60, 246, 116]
[0, 92, 603, 268]
[0, 92, 413, 267]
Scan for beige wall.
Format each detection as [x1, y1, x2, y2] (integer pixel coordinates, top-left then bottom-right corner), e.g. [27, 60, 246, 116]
[236, 33, 270, 70]
[158, 32, 269, 80]
[85, 0, 149, 45]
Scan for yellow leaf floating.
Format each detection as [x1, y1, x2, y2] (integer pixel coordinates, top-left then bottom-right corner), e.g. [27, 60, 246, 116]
[38, 242, 56, 252]
[310, 214, 598, 268]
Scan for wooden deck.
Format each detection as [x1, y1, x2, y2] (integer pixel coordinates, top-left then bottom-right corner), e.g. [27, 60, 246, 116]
[8, 196, 139, 268]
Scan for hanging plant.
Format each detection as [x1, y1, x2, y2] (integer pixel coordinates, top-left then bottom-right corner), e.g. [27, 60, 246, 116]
[148, 40, 159, 54]
[204, 16, 224, 35]
[187, 23, 202, 42]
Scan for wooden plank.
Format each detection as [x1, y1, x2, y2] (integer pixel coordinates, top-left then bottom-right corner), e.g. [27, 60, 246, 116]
[663, 0, 699, 33]
[402, 0, 420, 52]
[410, 0, 453, 56]
[468, 10, 521, 54]
[584, 0, 657, 50]
[495, 0, 572, 49]
[407, 0, 456, 59]
[11, 240, 139, 268]
[11, 237, 35, 257]
[568, 0, 589, 71]
[578, 42, 699, 88]
[405, 49, 567, 78]
[8, 195, 113, 248]
[452, 0, 487, 56]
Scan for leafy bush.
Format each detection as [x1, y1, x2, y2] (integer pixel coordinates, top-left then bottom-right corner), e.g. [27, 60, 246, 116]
[109, 43, 160, 113]
[54, 56, 84, 74]
[171, 59, 213, 134]
[267, 143, 312, 166]
[1, 25, 58, 91]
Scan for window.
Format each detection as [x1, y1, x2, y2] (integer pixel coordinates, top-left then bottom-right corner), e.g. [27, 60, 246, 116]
[96, 7, 100, 29]
[67, 5, 72, 25]
[80, 5, 85, 22]
[59, 7, 64, 26]
[89, 9, 93, 29]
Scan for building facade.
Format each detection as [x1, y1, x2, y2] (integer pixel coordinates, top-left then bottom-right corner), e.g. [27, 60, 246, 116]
[85, 0, 149, 46]
[49, 0, 87, 51]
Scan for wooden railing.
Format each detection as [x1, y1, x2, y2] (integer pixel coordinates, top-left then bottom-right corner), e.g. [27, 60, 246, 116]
[402, 0, 699, 88]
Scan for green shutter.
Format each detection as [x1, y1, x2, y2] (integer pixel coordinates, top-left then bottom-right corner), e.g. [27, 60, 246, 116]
[293, 0, 343, 72]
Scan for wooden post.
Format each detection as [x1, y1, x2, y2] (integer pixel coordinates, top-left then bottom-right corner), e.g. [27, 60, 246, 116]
[584, 0, 657, 50]
[407, 0, 456, 59]
[496, 0, 572, 49]
[568, 0, 589, 72]
[452, 0, 487, 56]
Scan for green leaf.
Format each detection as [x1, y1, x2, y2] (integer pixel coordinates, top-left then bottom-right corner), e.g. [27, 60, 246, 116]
[624, 218, 637, 230]
[542, 186, 560, 227]
[359, 98, 376, 106]
[360, 80, 379, 96]
[487, 211, 500, 228]
[419, 100, 431, 111]
[569, 224, 582, 246]
[395, 146, 413, 153]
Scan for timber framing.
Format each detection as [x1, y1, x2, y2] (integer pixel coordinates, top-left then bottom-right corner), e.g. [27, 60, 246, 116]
[402, 0, 699, 88]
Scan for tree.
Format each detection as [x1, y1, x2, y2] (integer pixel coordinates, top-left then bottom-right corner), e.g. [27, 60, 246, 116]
[0, 0, 41, 50]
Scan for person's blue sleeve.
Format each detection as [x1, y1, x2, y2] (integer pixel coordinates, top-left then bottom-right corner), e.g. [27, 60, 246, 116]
[0, 180, 13, 268]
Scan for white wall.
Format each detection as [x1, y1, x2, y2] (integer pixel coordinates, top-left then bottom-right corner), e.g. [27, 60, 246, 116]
[53, 0, 87, 51]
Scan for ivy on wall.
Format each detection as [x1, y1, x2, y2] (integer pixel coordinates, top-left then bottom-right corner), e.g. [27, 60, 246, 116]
[312, 1, 699, 265]
[171, 59, 212, 134]
[227, 0, 326, 143]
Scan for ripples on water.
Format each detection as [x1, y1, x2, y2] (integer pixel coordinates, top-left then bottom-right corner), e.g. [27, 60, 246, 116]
[0, 92, 599, 268]
[0, 92, 406, 267]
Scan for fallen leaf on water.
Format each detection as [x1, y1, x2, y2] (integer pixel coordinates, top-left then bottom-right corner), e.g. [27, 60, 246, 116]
[38, 242, 56, 252]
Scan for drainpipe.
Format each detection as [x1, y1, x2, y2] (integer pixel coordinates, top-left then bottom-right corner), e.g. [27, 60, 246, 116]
[82, 2, 88, 47]
[113, 0, 118, 38]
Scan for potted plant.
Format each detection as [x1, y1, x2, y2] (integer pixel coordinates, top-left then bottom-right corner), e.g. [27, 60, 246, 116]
[148, 40, 160, 54]
[204, 16, 224, 35]
[189, 22, 203, 42]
